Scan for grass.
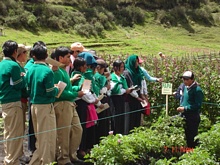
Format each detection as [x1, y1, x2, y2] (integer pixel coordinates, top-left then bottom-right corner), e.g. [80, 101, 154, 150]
[1, 21, 220, 57]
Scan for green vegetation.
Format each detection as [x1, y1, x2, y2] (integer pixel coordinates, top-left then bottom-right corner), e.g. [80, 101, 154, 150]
[86, 116, 220, 164]
[0, 0, 220, 56]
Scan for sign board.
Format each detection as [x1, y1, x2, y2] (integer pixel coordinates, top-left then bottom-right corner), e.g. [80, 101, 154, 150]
[162, 83, 172, 95]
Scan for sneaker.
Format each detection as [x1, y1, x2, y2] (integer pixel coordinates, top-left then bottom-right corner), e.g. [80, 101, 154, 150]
[77, 150, 86, 160]
[19, 155, 31, 164]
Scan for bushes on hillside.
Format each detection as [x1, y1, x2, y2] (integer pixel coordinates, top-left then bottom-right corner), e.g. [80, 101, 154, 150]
[0, 0, 219, 36]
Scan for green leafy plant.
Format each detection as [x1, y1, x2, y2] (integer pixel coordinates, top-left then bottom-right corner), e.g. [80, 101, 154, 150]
[86, 116, 186, 164]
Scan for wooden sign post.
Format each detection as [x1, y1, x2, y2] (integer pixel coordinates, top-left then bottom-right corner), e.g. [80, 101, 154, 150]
[162, 83, 172, 116]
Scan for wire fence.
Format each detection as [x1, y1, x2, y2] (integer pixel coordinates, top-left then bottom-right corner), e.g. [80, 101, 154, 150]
[0, 101, 219, 144]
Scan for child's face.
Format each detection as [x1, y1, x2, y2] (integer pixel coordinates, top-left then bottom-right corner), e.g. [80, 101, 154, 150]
[119, 63, 125, 74]
[60, 53, 71, 66]
[80, 64, 87, 73]
[97, 66, 105, 75]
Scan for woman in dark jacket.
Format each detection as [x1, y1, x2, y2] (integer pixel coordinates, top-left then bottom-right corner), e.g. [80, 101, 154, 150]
[123, 55, 144, 133]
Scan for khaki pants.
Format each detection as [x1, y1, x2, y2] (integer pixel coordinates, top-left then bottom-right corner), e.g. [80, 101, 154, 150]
[21, 102, 28, 132]
[2, 101, 24, 165]
[54, 101, 82, 164]
[29, 104, 56, 165]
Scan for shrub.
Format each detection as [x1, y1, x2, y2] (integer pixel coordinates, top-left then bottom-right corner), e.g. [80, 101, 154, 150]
[189, 7, 214, 26]
[74, 23, 96, 37]
[141, 54, 220, 124]
[177, 148, 218, 165]
[0, 1, 7, 16]
[86, 116, 186, 164]
[116, 5, 145, 27]
[197, 122, 220, 161]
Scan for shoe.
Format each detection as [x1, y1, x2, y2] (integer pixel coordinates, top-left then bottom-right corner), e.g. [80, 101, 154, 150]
[19, 155, 31, 164]
[77, 150, 86, 160]
[71, 158, 84, 164]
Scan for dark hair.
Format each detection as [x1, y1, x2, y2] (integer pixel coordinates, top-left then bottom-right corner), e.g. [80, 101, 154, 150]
[50, 50, 56, 59]
[2, 40, 18, 57]
[32, 45, 47, 60]
[73, 57, 86, 71]
[113, 60, 124, 71]
[88, 63, 97, 71]
[30, 41, 46, 58]
[54, 46, 70, 61]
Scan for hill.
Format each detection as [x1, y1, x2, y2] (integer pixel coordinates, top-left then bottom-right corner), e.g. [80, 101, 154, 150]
[0, 0, 220, 56]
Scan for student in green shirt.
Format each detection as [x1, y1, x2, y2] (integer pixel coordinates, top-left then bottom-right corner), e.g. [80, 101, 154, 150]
[25, 45, 59, 165]
[52, 47, 84, 165]
[0, 40, 26, 165]
[24, 41, 47, 155]
[71, 57, 90, 159]
[94, 59, 111, 143]
[110, 60, 133, 134]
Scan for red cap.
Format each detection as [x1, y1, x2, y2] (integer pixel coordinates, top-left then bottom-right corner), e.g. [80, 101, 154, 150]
[138, 57, 144, 64]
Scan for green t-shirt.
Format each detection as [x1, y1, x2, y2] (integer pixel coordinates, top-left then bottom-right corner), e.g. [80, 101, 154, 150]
[94, 72, 107, 95]
[0, 58, 25, 104]
[25, 62, 58, 104]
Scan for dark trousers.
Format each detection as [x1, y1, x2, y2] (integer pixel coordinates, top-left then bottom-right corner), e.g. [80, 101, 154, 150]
[127, 95, 142, 133]
[28, 101, 36, 152]
[75, 99, 88, 151]
[95, 96, 110, 144]
[183, 113, 200, 148]
[111, 95, 126, 134]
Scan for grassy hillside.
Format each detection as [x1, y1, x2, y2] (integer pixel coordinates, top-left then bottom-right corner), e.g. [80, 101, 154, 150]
[1, 22, 220, 57]
[0, 0, 220, 57]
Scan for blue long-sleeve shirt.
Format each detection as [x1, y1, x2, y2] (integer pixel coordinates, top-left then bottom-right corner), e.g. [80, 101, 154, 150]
[140, 67, 157, 82]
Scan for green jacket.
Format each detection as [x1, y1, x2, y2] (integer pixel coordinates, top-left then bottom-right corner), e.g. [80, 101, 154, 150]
[0, 58, 25, 104]
[94, 72, 107, 95]
[71, 71, 85, 92]
[84, 68, 99, 96]
[111, 72, 128, 95]
[24, 58, 35, 72]
[181, 82, 204, 113]
[54, 67, 78, 102]
[25, 62, 59, 104]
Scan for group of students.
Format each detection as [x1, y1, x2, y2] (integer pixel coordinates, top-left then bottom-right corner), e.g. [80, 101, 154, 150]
[0, 40, 164, 165]
[0, 40, 204, 165]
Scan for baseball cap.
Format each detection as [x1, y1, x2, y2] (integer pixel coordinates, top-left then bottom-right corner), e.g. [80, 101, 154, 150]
[138, 57, 144, 64]
[180, 71, 194, 79]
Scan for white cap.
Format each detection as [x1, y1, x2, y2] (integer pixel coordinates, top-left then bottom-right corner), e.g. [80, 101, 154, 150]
[180, 71, 194, 79]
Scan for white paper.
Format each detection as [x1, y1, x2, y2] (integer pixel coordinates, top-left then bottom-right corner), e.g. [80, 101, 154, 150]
[82, 79, 91, 93]
[45, 57, 63, 67]
[56, 81, 67, 98]
[141, 100, 148, 108]
[96, 103, 110, 114]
